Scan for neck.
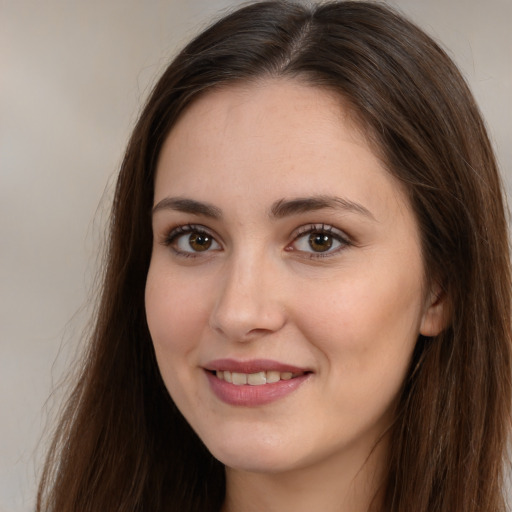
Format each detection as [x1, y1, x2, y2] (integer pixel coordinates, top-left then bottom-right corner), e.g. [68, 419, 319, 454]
[221, 438, 387, 512]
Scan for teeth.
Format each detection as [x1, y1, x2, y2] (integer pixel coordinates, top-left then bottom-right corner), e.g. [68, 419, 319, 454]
[266, 370, 280, 383]
[215, 370, 303, 385]
[247, 371, 266, 385]
[232, 372, 247, 385]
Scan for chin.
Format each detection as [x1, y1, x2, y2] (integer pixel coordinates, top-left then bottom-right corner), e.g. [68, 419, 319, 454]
[200, 428, 317, 474]
[214, 448, 300, 474]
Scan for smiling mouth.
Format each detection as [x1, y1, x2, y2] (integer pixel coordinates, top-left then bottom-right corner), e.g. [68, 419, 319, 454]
[212, 370, 307, 386]
[205, 363, 312, 405]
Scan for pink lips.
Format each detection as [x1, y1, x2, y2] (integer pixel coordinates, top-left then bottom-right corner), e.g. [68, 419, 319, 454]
[204, 358, 311, 406]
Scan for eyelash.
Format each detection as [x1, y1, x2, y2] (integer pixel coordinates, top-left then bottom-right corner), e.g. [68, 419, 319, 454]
[288, 223, 352, 258]
[162, 224, 218, 258]
[162, 223, 352, 259]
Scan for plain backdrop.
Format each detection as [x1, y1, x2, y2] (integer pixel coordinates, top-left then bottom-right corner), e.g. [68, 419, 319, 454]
[1, 1, 511, 511]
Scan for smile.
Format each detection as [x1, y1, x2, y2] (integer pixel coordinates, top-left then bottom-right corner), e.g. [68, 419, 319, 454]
[204, 359, 312, 406]
[215, 370, 304, 385]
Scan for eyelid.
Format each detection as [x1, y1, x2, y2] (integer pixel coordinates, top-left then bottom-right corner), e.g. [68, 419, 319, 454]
[162, 223, 208, 243]
[288, 223, 352, 257]
[162, 224, 222, 256]
[159, 222, 352, 259]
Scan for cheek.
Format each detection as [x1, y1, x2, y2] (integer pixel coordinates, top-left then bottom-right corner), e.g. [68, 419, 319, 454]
[293, 267, 423, 389]
[144, 265, 207, 411]
[144, 265, 212, 408]
[145, 263, 209, 353]
[299, 280, 421, 439]
[298, 274, 421, 337]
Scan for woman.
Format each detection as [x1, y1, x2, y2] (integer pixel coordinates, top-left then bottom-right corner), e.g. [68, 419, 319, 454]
[37, 1, 512, 511]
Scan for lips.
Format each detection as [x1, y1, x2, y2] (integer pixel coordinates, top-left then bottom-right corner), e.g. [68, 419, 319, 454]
[204, 358, 312, 406]
[205, 358, 308, 374]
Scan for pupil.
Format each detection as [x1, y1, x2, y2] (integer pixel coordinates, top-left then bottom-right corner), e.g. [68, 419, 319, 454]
[309, 233, 332, 252]
[189, 233, 211, 251]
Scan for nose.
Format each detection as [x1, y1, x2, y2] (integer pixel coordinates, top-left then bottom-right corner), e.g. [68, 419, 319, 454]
[209, 251, 287, 342]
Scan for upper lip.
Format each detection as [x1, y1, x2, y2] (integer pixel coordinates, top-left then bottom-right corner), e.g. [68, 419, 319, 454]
[204, 358, 310, 374]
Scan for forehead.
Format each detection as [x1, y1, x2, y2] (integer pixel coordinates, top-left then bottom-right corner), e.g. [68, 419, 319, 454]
[161, 79, 366, 163]
[154, 79, 409, 223]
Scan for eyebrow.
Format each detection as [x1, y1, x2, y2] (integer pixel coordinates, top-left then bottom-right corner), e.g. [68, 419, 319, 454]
[152, 195, 375, 221]
[152, 197, 222, 218]
[270, 195, 375, 220]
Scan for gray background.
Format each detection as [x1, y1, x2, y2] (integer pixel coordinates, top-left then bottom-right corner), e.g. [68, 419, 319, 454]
[1, 1, 511, 510]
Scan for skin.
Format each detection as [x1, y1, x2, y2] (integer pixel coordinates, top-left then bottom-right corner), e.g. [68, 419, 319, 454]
[145, 80, 445, 512]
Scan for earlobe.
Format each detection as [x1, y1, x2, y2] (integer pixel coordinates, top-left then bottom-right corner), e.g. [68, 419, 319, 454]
[419, 286, 449, 337]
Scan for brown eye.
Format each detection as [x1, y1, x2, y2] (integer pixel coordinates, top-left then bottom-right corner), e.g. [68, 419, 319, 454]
[166, 226, 221, 255]
[290, 225, 349, 257]
[308, 233, 333, 252]
[189, 232, 213, 251]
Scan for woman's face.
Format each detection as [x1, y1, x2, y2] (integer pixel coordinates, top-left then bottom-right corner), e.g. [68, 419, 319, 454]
[145, 80, 443, 474]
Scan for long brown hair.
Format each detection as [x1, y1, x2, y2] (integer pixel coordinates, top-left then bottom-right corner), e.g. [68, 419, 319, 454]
[37, 2, 511, 511]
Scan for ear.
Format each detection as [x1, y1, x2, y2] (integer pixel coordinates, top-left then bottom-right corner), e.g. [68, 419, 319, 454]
[420, 284, 449, 337]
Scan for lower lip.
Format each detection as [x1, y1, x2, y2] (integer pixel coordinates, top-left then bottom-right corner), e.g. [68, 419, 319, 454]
[205, 371, 311, 406]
